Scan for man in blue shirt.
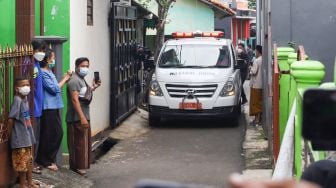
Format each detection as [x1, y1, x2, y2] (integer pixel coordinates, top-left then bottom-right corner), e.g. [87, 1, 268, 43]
[31, 39, 46, 174]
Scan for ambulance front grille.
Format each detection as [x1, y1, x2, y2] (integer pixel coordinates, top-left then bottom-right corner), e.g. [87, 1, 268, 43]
[165, 84, 218, 98]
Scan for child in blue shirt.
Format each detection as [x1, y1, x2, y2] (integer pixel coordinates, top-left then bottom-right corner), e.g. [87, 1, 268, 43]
[8, 78, 38, 188]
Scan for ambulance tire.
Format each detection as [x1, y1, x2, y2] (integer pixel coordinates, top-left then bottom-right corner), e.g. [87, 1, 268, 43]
[236, 101, 242, 115]
[230, 115, 240, 127]
[229, 107, 240, 127]
[149, 114, 160, 127]
[231, 100, 241, 117]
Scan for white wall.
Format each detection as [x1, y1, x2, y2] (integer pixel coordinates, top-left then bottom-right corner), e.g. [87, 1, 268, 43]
[70, 0, 111, 135]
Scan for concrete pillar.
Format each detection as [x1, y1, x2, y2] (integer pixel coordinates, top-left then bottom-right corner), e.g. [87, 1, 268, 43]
[287, 52, 297, 113]
[16, 0, 35, 44]
[277, 47, 295, 142]
[291, 60, 325, 89]
[291, 60, 325, 178]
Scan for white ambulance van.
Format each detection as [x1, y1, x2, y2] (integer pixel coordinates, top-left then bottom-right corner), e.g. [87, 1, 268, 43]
[148, 31, 242, 126]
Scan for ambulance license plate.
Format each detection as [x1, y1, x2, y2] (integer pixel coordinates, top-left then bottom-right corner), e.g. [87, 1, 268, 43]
[179, 102, 202, 110]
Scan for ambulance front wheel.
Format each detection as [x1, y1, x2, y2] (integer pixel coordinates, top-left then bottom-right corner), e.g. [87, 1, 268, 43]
[149, 114, 161, 127]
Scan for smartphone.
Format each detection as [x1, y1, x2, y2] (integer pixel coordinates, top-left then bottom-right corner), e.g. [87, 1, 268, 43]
[94, 71, 100, 82]
[303, 89, 336, 150]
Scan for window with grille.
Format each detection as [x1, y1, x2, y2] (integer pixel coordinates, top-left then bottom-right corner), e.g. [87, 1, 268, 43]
[87, 0, 93, 26]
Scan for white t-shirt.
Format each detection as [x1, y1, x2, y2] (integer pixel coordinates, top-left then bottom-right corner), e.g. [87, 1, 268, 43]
[79, 86, 88, 98]
[250, 56, 263, 89]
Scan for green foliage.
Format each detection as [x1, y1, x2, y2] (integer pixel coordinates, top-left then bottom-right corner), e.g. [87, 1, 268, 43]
[141, 0, 151, 9]
[140, 0, 175, 60]
[141, 0, 175, 10]
[248, 0, 256, 10]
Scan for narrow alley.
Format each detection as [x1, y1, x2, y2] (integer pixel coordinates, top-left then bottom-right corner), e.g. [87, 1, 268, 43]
[88, 116, 245, 188]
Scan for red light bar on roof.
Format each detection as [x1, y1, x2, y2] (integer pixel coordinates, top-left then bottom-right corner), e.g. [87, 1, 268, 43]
[172, 32, 194, 38]
[172, 31, 224, 38]
[203, 31, 224, 38]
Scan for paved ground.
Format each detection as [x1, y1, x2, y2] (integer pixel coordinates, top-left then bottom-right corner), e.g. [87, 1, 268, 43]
[18, 81, 271, 188]
[87, 112, 246, 188]
[241, 82, 272, 178]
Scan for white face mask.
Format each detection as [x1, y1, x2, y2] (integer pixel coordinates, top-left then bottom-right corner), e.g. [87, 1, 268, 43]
[78, 67, 89, 77]
[18, 86, 31, 96]
[34, 52, 45, 62]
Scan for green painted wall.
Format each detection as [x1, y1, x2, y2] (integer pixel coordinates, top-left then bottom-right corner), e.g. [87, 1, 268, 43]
[0, 0, 70, 152]
[0, 0, 41, 46]
[165, 0, 214, 34]
[35, 0, 41, 35]
[44, 0, 70, 152]
[0, 0, 15, 46]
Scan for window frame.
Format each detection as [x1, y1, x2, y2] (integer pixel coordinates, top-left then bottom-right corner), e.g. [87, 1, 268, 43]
[87, 0, 93, 26]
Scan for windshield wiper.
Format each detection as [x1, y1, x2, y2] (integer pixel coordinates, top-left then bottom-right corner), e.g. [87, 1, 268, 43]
[159, 64, 184, 68]
[204, 65, 230, 68]
[179, 65, 204, 68]
[160, 65, 226, 68]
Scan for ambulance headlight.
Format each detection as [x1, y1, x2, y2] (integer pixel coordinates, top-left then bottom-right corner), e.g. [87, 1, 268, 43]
[150, 80, 163, 96]
[220, 78, 235, 97]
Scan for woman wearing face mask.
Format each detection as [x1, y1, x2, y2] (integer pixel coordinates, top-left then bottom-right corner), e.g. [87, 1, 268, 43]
[35, 49, 72, 171]
[31, 39, 46, 174]
[66, 57, 100, 175]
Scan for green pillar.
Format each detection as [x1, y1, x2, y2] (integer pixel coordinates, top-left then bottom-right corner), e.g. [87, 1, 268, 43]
[277, 47, 295, 142]
[291, 60, 325, 178]
[320, 61, 336, 88]
[288, 52, 298, 112]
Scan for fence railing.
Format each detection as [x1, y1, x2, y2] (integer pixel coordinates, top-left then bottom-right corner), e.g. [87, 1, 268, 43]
[0, 45, 34, 136]
[272, 44, 330, 179]
[272, 43, 280, 162]
[0, 44, 33, 186]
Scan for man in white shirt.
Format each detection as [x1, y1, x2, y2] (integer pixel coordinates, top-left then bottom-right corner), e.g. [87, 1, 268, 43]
[249, 45, 263, 125]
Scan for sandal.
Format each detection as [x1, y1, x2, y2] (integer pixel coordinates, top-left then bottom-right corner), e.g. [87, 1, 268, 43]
[46, 164, 58, 171]
[32, 167, 42, 174]
[74, 169, 87, 176]
[33, 180, 55, 188]
[29, 182, 40, 188]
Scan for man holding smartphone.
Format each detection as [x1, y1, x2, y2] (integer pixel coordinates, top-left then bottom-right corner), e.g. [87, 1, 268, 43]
[66, 57, 101, 175]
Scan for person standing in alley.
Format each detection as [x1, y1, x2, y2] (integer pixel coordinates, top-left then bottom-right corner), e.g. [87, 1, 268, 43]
[249, 45, 263, 125]
[66, 57, 101, 175]
[246, 44, 254, 66]
[36, 49, 71, 171]
[8, 78, 38, 188]
[237, 43, 249, 105]
[31, 39, 46, 174]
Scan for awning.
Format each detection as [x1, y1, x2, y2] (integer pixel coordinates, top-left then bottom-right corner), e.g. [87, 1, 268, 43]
[199, 0, 236, 18]
[132, 0, 158, 16]
[234, 9, 256, 19]
[131, 0, 158, 29]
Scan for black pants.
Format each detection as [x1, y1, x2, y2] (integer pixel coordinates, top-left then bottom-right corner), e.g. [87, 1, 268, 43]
[36, 109, 63, 167]
[33, 117, 41, 161]
[241, 70, 248, 102]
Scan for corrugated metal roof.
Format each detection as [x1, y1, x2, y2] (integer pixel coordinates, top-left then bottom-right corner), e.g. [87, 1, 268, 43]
[205, 0, 236, 16]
